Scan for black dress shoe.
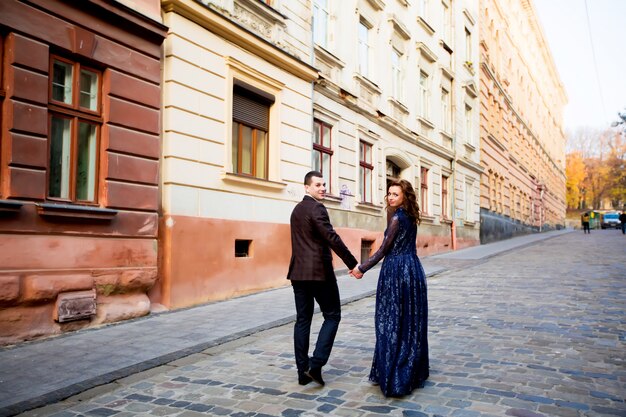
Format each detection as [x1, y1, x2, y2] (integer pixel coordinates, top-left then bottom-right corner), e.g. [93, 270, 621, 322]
[298, 373, 313, 385]
[305, 367, 325, 386]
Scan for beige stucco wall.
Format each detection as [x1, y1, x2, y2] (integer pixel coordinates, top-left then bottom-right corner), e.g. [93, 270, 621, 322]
[479, 0, 567, 228]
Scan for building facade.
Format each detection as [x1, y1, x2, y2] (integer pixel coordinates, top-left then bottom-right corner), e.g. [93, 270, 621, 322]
[312, 0, 482, 256]
[0, 0, 166, 345]
[478, 0, 567, 243]
[155, 0, 319, 308]
[154, 0, 482, 311]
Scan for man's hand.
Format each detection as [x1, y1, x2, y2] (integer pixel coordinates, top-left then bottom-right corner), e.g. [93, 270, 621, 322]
[350, 265, 363, 279]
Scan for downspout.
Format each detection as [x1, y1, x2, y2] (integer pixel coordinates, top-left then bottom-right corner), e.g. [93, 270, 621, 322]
[451, 138, 457, 250]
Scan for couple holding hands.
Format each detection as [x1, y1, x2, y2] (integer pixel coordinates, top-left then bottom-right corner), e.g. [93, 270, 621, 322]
[287, 171, 429, 397]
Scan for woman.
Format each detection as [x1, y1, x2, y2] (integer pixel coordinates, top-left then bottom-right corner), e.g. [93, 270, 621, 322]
[353, 179, 429, 397]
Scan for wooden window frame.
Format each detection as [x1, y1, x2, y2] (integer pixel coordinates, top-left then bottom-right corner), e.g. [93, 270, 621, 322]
[420, 167, 429, 214]
[232, 122, 268, 179]
[359, 141, 374, 203]
[441, 175, 449, 219]
[312, 119, 333, 187]
[47, 55, 102, 205]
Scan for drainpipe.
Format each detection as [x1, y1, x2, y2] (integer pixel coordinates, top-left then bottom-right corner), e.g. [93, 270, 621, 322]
[450, 141, 457, 250]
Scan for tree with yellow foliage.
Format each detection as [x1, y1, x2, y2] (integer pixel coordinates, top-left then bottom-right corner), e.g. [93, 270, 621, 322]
[565, 151, 585, 209]
[566, 127, 625, 210]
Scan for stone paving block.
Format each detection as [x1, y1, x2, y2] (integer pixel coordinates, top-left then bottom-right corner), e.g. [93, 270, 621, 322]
[6, 231, 626, 417]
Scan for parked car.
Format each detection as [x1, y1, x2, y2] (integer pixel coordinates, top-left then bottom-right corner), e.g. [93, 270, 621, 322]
[600, 212, 620, 229]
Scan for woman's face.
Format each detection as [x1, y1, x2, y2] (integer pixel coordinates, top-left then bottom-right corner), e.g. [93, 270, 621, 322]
[387, 185, 404, 208]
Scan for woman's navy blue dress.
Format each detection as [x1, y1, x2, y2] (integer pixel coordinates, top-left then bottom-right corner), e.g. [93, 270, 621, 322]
[359, 207, 429, 397]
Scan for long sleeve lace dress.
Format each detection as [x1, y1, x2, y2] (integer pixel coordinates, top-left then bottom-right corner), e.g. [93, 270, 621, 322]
[358, 207, 429, 397]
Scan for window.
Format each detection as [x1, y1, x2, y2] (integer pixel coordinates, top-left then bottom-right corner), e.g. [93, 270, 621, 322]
[441, 87, 451, 132]
[48, 56, 101, 203]
[465, 181, 474, 221]
[441, 175, 449, 219]
[386, 160, 401, 190]
[359, 141, 373, 203]
[232, 84, 273, 179]
[358, 19, 371, 78]
[465, 27, 472, 63]
[391, 48, 403, 101]
[420, 167, 429, 214]
[442, 1, 452, 44]
[465, 104, 473, 144]
[235, 239, 252, 257]
[361, 239, 374, 263]
[312, 119, 333, 186]
[418, 0, 429, 19]
[419, 71, 429, 118]
[313, 0, 330, 48]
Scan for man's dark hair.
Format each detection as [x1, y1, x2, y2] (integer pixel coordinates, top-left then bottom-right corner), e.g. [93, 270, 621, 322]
[304, 170, 323, 185]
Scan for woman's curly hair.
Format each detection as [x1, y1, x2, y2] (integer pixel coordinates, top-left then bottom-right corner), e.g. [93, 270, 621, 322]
[385, 179, 421, 224]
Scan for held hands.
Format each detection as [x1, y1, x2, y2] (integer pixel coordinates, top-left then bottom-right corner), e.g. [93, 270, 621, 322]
[350, 265, 364, 279]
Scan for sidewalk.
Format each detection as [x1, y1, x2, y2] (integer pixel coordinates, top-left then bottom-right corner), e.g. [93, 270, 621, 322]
[0, 229, 571, 417]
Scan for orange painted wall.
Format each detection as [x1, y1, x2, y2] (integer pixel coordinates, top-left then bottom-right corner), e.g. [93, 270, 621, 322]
[153, 215, 478, 311]
[154, 215, 377, 309]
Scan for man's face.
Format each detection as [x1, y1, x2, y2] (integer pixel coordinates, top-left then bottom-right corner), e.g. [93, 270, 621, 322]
[305, 176, 326, 200]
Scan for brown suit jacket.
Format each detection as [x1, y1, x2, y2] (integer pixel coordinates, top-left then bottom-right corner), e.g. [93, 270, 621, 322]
[287, 195, 358, 281]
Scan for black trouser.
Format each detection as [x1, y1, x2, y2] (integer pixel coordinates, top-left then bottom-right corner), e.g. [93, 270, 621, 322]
[291, 279, 341, 375]
[583, 222, 590, 233]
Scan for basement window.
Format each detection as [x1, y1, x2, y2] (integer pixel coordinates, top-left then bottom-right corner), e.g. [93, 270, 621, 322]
[235, 239, 252, 257]
[361, 239, 374, 263]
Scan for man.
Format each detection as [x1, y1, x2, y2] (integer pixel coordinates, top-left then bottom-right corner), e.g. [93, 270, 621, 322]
[287, 171, 362, 386]
[581, 212, 590, 234]
[619, 210, 626, 235]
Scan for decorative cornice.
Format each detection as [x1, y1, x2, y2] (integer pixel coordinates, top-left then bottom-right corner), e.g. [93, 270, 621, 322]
[416, 42, 438, 63]
[366, 0, 386, 11]
[162, 0, 318, 82]
[457, 157, 484, 174]
[416, 136, 454, 161]
[462, 8, 475, 26]
[464, 81, 478, 98]
[388, 14, 411, 40]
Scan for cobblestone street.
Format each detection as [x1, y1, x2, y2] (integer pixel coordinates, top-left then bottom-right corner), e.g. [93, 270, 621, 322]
[19, 231, 626, 417]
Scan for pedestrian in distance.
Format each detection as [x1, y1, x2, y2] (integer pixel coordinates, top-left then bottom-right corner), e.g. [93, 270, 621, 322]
[287, 170, 363, 386]
[619, 210, 626, 235]
[350, 179, 429, 397]
[581, 211, 591, 234]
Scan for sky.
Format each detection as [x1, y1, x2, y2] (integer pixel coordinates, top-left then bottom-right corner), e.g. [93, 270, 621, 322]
[532, 0, 626, 133]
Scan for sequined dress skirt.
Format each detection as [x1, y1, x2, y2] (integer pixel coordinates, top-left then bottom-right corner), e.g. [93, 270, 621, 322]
[369, 253, 429, 397]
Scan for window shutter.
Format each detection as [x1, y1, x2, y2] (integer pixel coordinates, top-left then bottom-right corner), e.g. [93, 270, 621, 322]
[233, 86, 272, 131]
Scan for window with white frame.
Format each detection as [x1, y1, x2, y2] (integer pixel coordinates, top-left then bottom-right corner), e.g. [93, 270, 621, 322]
[232, 85, 273, 179]
[442, 1, 452, 45]
[418, 0, 428, 19]
[312, 119, 333, 189]
[391, 48, 403, 101]
[419, 71, 430, 118]
[359, 141, 374, 203]
[465, 27, 472, 64]
[48, 56, 101, 203]
[441, 87, 451, 132]
[313, 0, 330, 49]
[358, 18, 371, 79]
[465, 103, 473, 145]
[465, 181, 474, 221]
